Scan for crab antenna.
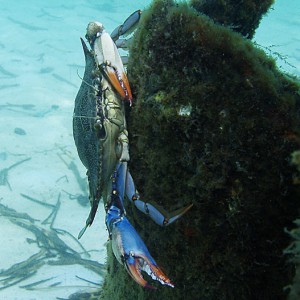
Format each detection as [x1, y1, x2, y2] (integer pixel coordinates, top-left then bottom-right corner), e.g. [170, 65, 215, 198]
[76, 69, 99, 92]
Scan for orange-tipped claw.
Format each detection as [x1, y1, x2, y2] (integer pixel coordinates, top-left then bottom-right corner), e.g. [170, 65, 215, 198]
[101, 63, 133, 105]
[86, 26, 133, 105]
[124, 253, 174, 289]
[125, 257, 157, 289]
[107, 193, 174, 289]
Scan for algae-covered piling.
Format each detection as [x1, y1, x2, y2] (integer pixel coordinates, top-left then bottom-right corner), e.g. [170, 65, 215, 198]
[190, 0, 275, 38]
[100, 1, 300, 299]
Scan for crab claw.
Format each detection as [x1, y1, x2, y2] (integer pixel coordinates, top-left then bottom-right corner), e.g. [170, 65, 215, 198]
[85, 22, 132, 104]
[124, 253, 174, 289]
[100, 60, 133, 104]
[125, 252, 174, 289]
[106, 207, 174, 289]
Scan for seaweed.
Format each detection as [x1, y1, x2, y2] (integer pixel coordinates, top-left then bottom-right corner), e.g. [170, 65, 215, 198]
[0, 158, 31, 190]
[0, 199, 105, 291]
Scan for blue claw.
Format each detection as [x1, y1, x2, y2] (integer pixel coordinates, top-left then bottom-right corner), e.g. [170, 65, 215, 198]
[106, 202, 174, 289]
[105, 164, 174, 288]
[105, 162, 191, 288]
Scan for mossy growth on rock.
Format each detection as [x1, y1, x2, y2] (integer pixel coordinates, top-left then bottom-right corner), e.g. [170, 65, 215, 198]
[286, 154, 300, 300]
[285, 219, 300, 300]
[190, 0, 275, 38]
[100, 0, 300, 299]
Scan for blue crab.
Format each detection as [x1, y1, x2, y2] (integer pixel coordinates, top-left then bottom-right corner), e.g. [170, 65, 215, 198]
[73, 10, 192, 289]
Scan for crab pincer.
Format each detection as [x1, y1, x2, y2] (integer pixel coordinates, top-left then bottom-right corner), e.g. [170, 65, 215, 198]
[86, 21, 133, 105]
[106, 192, 174, 289]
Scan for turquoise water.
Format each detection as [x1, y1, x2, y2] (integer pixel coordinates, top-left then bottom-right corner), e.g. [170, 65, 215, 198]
[0, 1, 299, 299]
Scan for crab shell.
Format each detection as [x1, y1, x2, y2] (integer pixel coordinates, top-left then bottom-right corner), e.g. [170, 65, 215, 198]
[73, 38, 125, 228]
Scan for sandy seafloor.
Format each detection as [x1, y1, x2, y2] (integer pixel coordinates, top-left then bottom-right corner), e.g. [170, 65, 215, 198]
[0, 0, 299, 299]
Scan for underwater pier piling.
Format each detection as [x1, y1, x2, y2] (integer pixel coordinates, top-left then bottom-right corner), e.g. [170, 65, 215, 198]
[93, 0, 300, 299]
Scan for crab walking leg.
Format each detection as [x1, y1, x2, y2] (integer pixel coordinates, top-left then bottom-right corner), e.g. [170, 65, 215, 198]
[111, 10, 142, 42]
[125, 169, 193, 226]
[106, 163, 174, 289]
[111, 10, 142, 51]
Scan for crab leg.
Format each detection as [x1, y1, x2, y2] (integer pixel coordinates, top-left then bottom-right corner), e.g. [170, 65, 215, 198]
[125, 170, 193, 226]
[111, 10, 142, 42]
[106, 163, 174, 289]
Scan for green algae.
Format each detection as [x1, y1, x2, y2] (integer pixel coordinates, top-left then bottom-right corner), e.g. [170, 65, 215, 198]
[285, 219, 300, 300]
[98, 1, 300, 299]
[190, 0, 275, 39]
